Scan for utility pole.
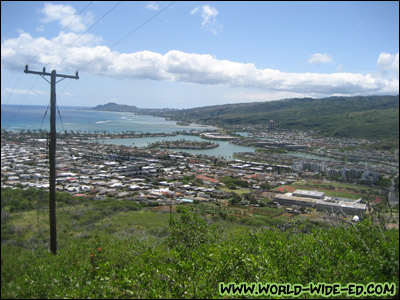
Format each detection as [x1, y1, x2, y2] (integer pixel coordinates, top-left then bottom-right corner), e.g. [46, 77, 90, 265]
[24, 65, 79, 254]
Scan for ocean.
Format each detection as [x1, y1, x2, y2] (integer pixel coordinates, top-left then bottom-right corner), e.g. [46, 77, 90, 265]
[1, 105, 214, 133]
[1, 105, 255, 159]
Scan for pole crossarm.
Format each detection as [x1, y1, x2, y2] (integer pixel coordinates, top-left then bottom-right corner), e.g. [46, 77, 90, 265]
[23, 64, 79, 255]
[24, 65, 79, 80]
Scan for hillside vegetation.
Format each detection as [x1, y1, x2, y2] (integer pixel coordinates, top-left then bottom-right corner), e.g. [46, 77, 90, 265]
[157, 95, 399, 140]
[1, 188, 398, 298]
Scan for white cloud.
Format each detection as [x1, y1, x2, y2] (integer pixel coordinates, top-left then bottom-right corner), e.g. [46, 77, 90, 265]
[40, 3, 92, 32]
[1, 32, 398, 97]
[201, 5, 218, 27]
[228, 91, 316, 103]
[190, 5, 221, 34]
[1, 31, 101, 71]
[377, 52, 399, 72]
[145, 2, 159, 11]
[190, 6, 200, 15]
[336, 64, 344, 72]
[2, 88, 47, 96]
[2, 87, 72, 97]
[308, 53, 333, 64]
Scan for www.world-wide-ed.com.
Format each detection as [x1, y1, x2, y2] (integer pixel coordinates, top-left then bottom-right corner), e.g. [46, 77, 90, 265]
[219, 282, 396, 297]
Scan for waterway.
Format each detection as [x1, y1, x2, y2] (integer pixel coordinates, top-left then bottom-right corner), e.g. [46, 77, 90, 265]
[96, 135, 255, 160]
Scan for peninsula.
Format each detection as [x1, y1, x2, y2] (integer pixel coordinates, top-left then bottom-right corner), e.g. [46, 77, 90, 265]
[147, 139, 219, 150]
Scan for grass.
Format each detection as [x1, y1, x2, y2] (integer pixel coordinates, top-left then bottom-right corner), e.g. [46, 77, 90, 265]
[220, 187, 251, 195]
[3, 210, 398, 298]
[98, 210, 171, 230]
[1, 189, 399, 298]
[253, 206, 285, 218]
[293, 179, 380, 192]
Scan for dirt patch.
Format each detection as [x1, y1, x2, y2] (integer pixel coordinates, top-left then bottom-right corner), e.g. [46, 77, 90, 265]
[275, 186, 297, 193]
[273, 212, 292, 218]
[218, 200, 230, 206]
[152, 205, 176, 213]
[386, 223, 399, 229]
[372, 198, 383, 203]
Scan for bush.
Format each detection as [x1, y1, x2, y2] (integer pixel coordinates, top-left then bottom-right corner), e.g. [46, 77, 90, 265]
[1, 188, 398, 298]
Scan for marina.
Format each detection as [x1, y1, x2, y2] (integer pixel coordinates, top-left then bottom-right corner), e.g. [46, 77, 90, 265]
[96, 135, 255, 160]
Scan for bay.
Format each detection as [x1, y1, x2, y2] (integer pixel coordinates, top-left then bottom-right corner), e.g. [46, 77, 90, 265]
[97, 135, 255, 160]
[2, 105, 255, 158]
[1, 105, 214, 133]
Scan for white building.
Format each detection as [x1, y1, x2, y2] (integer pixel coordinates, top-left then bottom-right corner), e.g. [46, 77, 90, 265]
[292, 190, 324, 199]
[273, 189, 367, 215]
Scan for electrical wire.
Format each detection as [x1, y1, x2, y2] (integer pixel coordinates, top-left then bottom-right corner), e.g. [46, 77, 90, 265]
[2, 76, 40, 131]
[49, 1, 123, 68]
[28, 1, 95, 67]
[110, 1, 176, 50]
[78, 1, 176, 73]
[3, 2, 94, 108]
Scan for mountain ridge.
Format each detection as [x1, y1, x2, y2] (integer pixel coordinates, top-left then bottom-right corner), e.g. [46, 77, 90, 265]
[89, 95, 399, 140]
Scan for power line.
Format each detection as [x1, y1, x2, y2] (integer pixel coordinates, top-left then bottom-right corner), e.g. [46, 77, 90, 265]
[50, 1, 123, 67]
[3, 1, 94, 120]
[2, 76, 40, 131]
[59, 2, 94, 34]
[60, 1, 176, 97]
[4, 2, 117, 110]
[2, 72, 23, 107]
[27, 1, 94, 67]
[110, 1, 176, 50]
[75, 1, 176, 77]
[38, 1, 123, 104]
[57, 104, 83, 188]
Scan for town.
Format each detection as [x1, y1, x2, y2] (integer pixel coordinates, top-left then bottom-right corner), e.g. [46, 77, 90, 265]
[1, 128, 398, 225]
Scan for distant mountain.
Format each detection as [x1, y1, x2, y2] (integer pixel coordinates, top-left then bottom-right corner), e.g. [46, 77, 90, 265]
[88, 102, 177, 115]
[90, 102, 138, 112]
[155, 95, 399, 140]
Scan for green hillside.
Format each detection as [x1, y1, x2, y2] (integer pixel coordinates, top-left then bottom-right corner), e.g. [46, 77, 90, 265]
[1, 188, 399, 298]
[158, 95, 399, 140]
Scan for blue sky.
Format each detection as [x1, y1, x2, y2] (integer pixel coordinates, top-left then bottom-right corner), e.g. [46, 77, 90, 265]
[1, 1, 399, 108]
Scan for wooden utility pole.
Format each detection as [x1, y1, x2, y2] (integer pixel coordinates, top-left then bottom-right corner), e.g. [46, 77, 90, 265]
[24, 65, 79, 254]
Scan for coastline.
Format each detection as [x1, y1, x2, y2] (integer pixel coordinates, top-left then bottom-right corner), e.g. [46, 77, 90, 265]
[1, 105, 217, 134]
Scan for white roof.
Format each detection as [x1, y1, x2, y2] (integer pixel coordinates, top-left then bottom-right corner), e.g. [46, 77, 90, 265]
[293, 190, 324, 197]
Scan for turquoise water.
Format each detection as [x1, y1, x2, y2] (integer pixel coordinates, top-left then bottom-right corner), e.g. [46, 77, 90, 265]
[97, 135, 255, 159]
[234, 131, 251, 137]
[1, 105, 214, 133]
[2, 105, 254, 158]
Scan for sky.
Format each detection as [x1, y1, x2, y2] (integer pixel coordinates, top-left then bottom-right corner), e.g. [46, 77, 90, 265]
[1, 1, 399, 109]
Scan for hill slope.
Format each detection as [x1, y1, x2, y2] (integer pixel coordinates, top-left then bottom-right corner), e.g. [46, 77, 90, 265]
[157, 95, 399, 140]
[1, 188, 399, 298]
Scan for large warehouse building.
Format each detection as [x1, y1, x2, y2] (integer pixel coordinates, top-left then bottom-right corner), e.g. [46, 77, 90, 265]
[292, 190, 325, 199]
[274, 189, 367, 215]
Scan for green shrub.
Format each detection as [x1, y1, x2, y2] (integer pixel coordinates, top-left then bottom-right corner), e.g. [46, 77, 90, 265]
[1, 189, 398, 298]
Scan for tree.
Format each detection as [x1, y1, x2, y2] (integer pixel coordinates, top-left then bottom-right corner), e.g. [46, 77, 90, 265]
[229, 192, 242, 205]
[261, 182, 271, 190]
